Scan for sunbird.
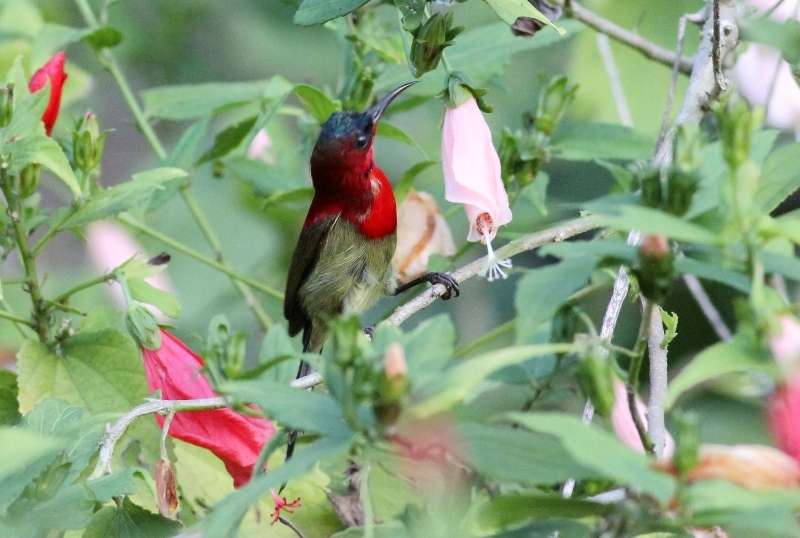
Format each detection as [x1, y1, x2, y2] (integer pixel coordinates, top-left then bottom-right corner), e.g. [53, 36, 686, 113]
[284, 80, 460, 361]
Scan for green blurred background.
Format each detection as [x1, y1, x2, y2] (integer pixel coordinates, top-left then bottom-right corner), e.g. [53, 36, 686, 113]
[0, 0, 770, 445]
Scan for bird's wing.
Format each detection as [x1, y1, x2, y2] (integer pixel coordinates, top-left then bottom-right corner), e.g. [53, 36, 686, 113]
[284, 213, 340, 337]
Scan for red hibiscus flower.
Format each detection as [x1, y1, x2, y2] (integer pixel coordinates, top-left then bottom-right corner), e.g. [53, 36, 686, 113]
[28, 51, 67, 135]
[142, 329, 275, 487]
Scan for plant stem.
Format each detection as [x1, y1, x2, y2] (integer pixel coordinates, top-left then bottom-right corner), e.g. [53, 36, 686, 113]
[1, 166, 50, 343]
[118, 214, 282, 300]
[0, 307, 34, 327]
[74, 0, 271, 330]
[627, 301, 656, 455]
[31, 206, 77, 256]
[361, 464, 374, 538]
[53, 273, 114, 304]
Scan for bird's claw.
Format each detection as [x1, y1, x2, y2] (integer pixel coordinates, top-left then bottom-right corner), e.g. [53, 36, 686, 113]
[429, 272, 460, 300]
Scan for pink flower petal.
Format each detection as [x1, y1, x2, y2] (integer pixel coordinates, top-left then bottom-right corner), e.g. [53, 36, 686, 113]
[768, 375, 800, 463]
[29, 51, 67, 135]
[611, 379, 674, 458]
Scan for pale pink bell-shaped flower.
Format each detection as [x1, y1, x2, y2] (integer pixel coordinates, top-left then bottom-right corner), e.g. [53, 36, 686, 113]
[734, 0, 800, 134]
[442, 97, 513, 281]
[611, 379, 675, 458]
[86, 220, 175, 319]
[768, 375, 800, 463]
[247, 129, 275, 164]
[769, 315, 800, 373]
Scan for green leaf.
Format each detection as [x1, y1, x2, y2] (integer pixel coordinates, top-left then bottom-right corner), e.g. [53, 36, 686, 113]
[167, 116, 210, 168]
[202, 436, 352, 536]
[539, 239, 636, 263]
[552, 123, 655, 161]
[674, 256, 750, 293]
[223, 378, 351, 437]
[686, 480, 800, 538]
[507, 412, 676, 502]
[127, 278, 180, 319]
[142, 76, 292, 120]
[294, 83, 341, 123]
[520, 172, 549, 215]
[590, 204, 720, 245]
[410, 344, 574, 418]
[0, 371, 20, 425]
[667, 337, 774, 408]
[196, 115, 257, 165]
[484, 0, 564, 34]
[293, 0, 369, 25]
[394, 160, 437, 200]
[741, 17, 800, 63]
[84, 25, 123, 49]
[763, 251, 800, 282]
[30, 24, 91, 68]
[660, 308, 678, 350]
[0, 426, 61, 482]
[63, 167, 188, 227]
[515, 257, 595, 341]
[457, 422, 596, 486]
[84, 497, 181, 538]
[472, 494, 610, 534]
[756, 142, 800, 213]
[377, 121, 428, 159]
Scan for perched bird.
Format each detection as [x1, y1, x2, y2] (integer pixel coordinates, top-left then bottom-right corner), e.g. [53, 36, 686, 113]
[284, 80, 460, 359]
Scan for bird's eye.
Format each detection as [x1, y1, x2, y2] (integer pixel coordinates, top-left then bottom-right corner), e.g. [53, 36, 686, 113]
[355, 134, 369, 148]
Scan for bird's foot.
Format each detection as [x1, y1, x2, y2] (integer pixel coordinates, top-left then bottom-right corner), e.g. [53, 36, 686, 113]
[427, 272, 460, 300]
[363, 325, 374, 339]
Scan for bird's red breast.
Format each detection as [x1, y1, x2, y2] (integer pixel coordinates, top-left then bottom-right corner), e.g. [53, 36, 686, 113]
[304, 165, 396, 240]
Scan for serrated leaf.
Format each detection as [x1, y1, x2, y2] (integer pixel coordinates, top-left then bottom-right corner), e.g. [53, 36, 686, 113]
[223, 378, 351, 437]
[196, 116, 257, 165]
[507, 412, 676, 503]
[84, 497, 180, 538]
[63, 167, 187, 227]
[293, 0, 370, 25]
[667, 336, 774, 408]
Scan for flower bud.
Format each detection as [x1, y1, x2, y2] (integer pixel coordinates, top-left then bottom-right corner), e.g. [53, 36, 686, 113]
[769, 315, 800, 373]
[639, 169, 663, 209]
[665, 169, 698, 216]
[673, 412, 700, 476]
[18, 163, 40, 198]
[635, 235, 674, 302]
[576, 352, 614, 416]
[126, 302, 162, 350]
[0, 84, 13, 128]
[155, 459, 178, 519]
[73, 111, 105, 174]
[410, 12, 462, 77]
[375, 343, 409, 427]
[550, 304, 578, 346]
[534, 76, 578, 136]
[716, 99, 760, 169]
[223, 332, 247, 379]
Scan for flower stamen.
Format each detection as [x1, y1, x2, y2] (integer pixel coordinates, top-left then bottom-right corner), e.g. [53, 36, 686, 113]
[476, 212, 511, 282]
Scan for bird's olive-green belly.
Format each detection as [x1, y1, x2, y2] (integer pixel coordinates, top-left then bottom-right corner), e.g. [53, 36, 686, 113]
[299, 219, 396, 323]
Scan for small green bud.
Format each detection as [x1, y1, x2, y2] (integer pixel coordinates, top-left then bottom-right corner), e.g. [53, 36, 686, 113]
[716, 99, 761, 169]
[534, 76, 578, 136]
[441, 71, 493, 112]
[639, 169, 663, 209]
[126, 303, 161, 350]
[634, 235, 674, 303]
[0, 84, 14, 128]
[222, 332, 247, 378]
[18, 163, 40, 198]
[551, 304, 578, 345]
[396, 0, 426, 31]
[576, 352, 614, 416]
[72, 111, 106, 174]
[374, 343, 409, 427]
[673, 412, 700, 476]
[665, 169, 698, 216]
[410, 12, 462, 78]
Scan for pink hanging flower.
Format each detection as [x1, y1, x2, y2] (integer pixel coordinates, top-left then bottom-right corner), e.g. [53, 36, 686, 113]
[28, 51, 67, 136]
[734, 0, 800, 134]
[142, 329, 276, 487]
[247, 129, 276, 164]
[611, 379, 675, 458]
[442, 96, 512, 281]
[768, 375, 800, 463]
[86, 220, 175, 320]
[768, 315, 800, 373]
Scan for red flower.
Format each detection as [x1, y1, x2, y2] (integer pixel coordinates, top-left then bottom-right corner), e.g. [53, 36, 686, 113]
[28, 51, 67, 135]
[768, 375, 800, 463]
[270, 489, 301, 525]
[142, 329, 276, 487]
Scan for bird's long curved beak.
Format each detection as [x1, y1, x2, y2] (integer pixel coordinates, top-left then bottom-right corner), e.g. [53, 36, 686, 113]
[368, 81, 417, 124]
